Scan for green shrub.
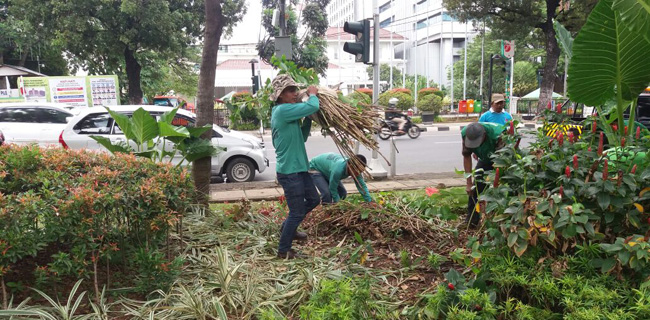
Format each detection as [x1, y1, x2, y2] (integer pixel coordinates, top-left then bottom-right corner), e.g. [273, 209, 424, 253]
[433, 90, 445, 99]
[300, 277, 392, 319]
[411, 116, 422, 124]
[377, 92, 413, 110]
[0, 145, 194, 299]
[417, 94, 443, 113]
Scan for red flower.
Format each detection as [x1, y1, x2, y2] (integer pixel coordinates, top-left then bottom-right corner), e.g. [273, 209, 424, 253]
[565, 166, 571, 178]
[625, 126, 628, 135]
[621, 137, 626, 147]
[425, 187, 440, 196]
[632, 164, 637, 174]
[448, 283, 455, 290]
[278, 195, 286, 204]
[514, 138, 521, 149]
[592, 120, 597, 133]
[612, 124, 618, 131]
[547, 101, 552, 110]
[636, 126, 641, 140]
[567, 131, 574, 143]
[508, 121, 515, 135]
[557, 132, 564, 146]
[603, 159, 609, 180]
[598, 132, 604, 156]
[573, 155, 578, 170]
[559, 185, 564, 197]
[493, 168, 500, 188]
[556, 103, 562, 113]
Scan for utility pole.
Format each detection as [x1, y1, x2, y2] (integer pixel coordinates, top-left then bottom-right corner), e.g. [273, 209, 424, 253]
[369, 0, 387, 178]
[279, 0, 286, 36]
[450, 19, 454, 112]
[389, 0, 393, 90]
[463, 23, 467, 100]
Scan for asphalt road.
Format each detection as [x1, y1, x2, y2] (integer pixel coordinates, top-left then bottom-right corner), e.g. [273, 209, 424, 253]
[252, 129, 472, 182]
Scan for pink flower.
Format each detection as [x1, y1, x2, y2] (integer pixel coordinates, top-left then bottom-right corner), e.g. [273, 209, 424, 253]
[425, 187, 440, 196]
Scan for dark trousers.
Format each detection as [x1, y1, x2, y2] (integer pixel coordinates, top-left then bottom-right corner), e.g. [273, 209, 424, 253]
[466, 160, 493, 226]
[310, 172, 347, 203]
[277, 172, 320, 254]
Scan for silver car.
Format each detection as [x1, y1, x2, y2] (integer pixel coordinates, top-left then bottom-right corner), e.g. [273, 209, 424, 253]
[60, 105, 268, 182]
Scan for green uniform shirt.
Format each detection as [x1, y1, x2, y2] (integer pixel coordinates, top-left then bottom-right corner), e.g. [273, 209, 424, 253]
[309, 153, 373, 203]
[461, 122, 505, 162]
[271, 95, 320, 174]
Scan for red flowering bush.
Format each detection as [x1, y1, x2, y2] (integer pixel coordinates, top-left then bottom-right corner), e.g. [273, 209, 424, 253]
[0, 145, 195, 299]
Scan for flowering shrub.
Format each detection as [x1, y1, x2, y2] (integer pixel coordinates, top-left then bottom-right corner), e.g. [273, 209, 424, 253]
[0, 145, 195, 300]
[480, 111, 650, 274]
[418, 87, 439, 98]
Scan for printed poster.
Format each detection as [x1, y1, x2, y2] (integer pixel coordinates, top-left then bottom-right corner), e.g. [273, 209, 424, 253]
[49, 77, 88, 108]
[22, 77, 49, 102]
[88, 76, 119, 107]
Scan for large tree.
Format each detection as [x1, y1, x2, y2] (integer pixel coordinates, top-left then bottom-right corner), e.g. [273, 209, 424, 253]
[443, 0, 597, 110]
[1, 0, 67, 75]
[257, 0, 330, 76]
[33, 0, 204, 104]
[194, 0, 246, 202]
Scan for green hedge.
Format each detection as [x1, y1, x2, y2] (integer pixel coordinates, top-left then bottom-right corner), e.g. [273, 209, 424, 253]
[417, 94, 443, 112]
[378, 92, 414, 110]
[0, 145, 195, 296]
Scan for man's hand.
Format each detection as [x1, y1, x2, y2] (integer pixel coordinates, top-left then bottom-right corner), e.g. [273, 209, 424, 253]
[466, 180, 473, 195]
[307, 86, 318, 96]
[472, 154, 478, 161]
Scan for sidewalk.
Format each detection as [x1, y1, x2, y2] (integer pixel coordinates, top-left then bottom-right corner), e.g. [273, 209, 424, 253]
[209, 172, 466, 202]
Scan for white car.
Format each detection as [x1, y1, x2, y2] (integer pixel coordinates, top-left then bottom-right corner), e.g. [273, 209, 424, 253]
[0, 103, 74, 146]
[60, 105, 269, 182]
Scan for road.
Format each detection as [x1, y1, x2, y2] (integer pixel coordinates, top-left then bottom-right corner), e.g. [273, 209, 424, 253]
[253, 129, 467, 182]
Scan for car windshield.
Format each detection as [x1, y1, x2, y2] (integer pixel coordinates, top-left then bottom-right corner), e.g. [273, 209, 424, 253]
[638, 96, 650, 119]
[153, 98, 177, 107]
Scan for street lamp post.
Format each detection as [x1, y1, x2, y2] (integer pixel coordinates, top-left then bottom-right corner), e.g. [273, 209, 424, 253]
[249, 59, 259, 94]
[486, 54, 501, 112]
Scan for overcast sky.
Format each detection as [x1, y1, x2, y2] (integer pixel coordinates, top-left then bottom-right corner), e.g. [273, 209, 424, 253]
[224, 1, 264, 45]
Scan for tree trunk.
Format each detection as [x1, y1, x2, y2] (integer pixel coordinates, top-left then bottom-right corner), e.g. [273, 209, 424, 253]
[0, 52, 4, 65]
[18, 50, 28, 67]
[124, 47, 144, 104]
[193, 0, 224, 204]
[538, 0, 561, 112]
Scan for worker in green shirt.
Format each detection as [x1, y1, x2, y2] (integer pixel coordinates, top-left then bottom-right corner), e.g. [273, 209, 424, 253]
[309, 153, 377, 205]
[461, 122, 506, 227]
[270, 74, 320, 260]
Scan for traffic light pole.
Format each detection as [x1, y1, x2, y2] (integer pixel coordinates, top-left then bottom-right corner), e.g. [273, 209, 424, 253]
[369, 0, 387, 179]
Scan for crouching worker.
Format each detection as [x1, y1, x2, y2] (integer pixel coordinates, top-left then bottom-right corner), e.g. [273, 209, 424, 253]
[309, 152, 379, 207]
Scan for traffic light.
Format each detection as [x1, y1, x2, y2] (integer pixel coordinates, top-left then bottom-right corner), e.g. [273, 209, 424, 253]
[343, 19, 370, 64]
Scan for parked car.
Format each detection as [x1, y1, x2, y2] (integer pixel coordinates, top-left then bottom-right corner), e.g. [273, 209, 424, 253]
[0, 103, 74, 146]
[59, 105, 269, 182]
[153, 95, 195, 113]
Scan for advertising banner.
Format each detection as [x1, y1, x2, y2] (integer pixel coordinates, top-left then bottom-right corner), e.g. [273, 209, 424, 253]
[22, 77, 50, 102]
[49, 77, 88, 108]
[88, 76, 119, 107]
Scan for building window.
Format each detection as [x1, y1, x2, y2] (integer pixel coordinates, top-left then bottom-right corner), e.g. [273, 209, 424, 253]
[442, 13, 455, 21]
[379, 1, 391, 13]
[218, 45, 228, 52]
[380, 16, 394, 28]
[416, 18, 428, 30]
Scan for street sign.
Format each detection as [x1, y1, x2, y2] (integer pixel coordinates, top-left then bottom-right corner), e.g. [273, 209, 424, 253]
[502, 40, 515, 59]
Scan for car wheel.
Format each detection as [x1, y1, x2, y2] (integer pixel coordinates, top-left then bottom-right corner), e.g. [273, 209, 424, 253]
[225, 158, 255, 182]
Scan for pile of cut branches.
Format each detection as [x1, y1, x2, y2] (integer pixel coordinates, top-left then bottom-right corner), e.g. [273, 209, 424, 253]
[304, 86, 387, 175]
[304, 201, 454, 243]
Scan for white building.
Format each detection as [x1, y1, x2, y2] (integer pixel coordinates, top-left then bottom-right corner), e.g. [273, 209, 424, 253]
[327, 0, 480, 91]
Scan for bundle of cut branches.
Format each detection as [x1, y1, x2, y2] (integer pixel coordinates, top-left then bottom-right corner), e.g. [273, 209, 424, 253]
[301, 86, 388, 177]
[303, 201, 453, 243]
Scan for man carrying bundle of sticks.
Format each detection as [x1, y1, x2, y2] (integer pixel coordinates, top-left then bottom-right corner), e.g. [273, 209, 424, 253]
[308, 152, 379, 207]
[270, 74, 320, 260]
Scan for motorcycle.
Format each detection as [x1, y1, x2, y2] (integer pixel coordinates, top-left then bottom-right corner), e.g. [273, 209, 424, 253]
[377, 117, 421, 140]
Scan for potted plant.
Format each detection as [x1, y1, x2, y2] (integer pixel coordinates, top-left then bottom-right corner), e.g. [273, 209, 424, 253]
[417, 94, 443, 123]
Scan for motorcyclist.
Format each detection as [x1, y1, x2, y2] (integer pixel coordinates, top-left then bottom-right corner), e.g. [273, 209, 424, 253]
[385, 97, 408, 134]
